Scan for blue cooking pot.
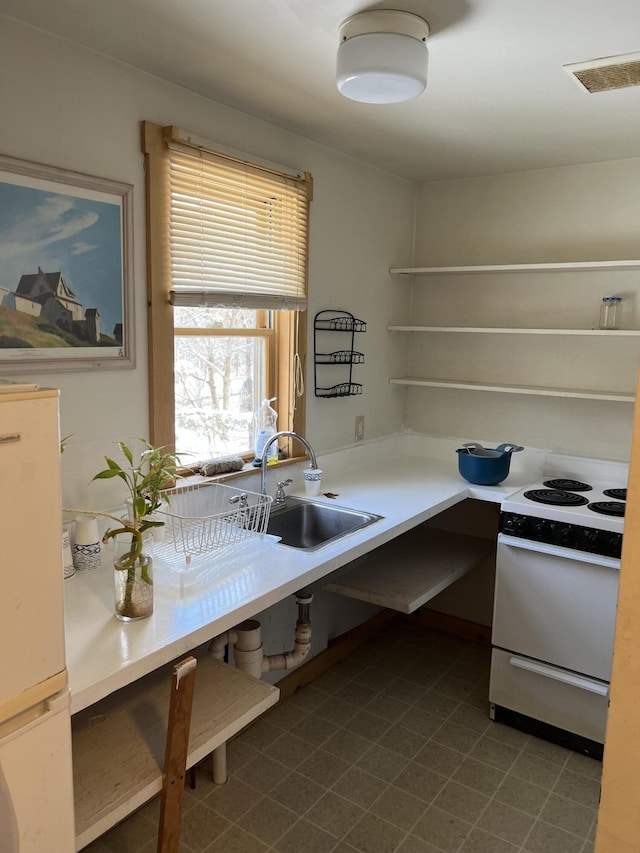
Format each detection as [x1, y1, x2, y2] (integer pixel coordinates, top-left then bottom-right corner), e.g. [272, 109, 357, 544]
[456, 442, 524, 485]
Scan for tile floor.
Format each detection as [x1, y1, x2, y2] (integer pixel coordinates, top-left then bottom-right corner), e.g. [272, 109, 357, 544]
[84, 620, 601, 853]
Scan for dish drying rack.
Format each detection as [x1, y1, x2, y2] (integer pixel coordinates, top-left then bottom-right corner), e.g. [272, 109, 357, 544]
[153, 482, 273, 568]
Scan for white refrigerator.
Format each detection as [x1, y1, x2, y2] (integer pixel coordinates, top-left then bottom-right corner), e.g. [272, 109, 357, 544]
[0, 387, 75, 852]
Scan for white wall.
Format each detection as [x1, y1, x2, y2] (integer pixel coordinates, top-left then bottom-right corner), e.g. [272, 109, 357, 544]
[0, 18, 414, 512]
[0, 18, 417, 660]
[409, 160, 640, 460]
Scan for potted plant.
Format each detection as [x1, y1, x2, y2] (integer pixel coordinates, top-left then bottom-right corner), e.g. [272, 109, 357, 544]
[92, 439, 180, 621]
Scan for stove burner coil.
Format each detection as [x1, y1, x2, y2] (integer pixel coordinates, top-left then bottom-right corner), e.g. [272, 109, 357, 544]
[542, 479, 592, 492]
[603, 488, 627, 501]
[523, 489, 589, 507]
[587, 501, 626, 517]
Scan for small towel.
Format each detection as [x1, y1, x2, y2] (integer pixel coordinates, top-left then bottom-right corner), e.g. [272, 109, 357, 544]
[199, 456, 245, 476]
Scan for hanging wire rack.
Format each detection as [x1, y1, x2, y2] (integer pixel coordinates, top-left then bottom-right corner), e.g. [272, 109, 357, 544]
[314, 309, 366, 397]
[315, 350, 365, 365]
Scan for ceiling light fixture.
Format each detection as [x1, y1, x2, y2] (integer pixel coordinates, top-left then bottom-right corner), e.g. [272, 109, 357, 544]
[337, 10, 429, 104]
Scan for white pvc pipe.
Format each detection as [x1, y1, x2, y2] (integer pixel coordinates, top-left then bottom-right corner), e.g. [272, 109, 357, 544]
[212, 744, 227, 785]
[235, 619, 262, 649]
[211, 596, 313, 680]
[208, 629, 238, 660]
[263, 622, 312, 672]
[233, 619, 264, 679]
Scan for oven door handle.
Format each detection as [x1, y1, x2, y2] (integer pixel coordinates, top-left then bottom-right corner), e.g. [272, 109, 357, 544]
[498, 533, 620, 569]
[509, 656, 609, 696]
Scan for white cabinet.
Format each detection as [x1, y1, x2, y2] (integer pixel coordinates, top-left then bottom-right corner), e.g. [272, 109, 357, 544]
[0, 690, 75, 853]
[0, 387, 75, 853]
[0, 389, 66, 704]
[388, 260, 640, 401]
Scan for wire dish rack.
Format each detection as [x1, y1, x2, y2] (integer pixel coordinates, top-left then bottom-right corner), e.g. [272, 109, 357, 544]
[153, 482, 273, 567]
[154, 535, 281, 597]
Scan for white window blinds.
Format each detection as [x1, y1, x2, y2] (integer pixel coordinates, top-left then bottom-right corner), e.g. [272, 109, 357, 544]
[168, 143, 310, 311]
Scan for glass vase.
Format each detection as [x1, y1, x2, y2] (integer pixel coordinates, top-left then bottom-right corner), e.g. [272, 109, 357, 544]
[112, 533, 153, 621]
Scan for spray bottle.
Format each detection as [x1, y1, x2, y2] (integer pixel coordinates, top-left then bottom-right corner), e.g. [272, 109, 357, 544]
[252, 397, 278, 466]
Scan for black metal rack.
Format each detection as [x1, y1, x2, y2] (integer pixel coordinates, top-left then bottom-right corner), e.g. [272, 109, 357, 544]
[314, 310, 366, 398]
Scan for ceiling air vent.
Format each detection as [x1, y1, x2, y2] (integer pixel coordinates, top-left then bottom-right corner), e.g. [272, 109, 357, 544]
[564, 52, 640, 93]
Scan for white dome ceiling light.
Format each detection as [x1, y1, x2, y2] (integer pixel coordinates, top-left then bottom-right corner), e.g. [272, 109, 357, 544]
[336, 10, 430, 104]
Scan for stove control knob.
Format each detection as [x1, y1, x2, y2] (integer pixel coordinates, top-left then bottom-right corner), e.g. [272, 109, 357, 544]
[582, 529, 600, 550]
[557, 525, 573, 545]
[607, 535, 623, 558]
[514, 517, 529, 535]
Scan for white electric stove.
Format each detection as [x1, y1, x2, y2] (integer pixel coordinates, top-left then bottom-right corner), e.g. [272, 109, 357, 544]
[491, 466, 629, 758]
[501, 476, 626, 554]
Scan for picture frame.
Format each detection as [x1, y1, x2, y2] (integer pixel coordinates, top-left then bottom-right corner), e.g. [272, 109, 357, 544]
[0, 153, 134, 373]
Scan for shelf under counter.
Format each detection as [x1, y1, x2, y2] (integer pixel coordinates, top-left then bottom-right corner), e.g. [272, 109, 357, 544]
[324, 527, 492, 613]
[73, 647, 279, 850]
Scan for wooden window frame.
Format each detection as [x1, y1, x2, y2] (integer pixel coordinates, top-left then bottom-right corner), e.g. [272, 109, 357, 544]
[141, 121, 306, 460]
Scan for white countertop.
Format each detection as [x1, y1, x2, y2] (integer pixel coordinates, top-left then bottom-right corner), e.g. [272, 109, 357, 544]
[64, 454, 528, 714]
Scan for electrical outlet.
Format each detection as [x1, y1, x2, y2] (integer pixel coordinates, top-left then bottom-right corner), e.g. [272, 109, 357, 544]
[355, 415, 365, 441]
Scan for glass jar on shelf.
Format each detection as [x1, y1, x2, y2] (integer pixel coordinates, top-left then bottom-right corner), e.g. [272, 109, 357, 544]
[598, 296, 622, 330]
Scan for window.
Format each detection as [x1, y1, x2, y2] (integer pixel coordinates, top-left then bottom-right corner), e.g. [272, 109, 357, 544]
[173, 305, 270, 458]
[141, 122, 311, 462]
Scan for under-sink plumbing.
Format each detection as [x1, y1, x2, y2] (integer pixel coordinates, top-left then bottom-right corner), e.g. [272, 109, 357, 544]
[209, 592, 313, 679]
[206, 594, 312, 785]
[204, 593, 312, 785]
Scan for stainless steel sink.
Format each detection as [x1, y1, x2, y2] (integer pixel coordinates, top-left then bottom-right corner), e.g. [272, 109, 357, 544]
[266, 496, 383, 551]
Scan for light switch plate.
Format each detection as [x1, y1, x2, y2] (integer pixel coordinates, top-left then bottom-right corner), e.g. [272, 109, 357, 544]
[355, 415, 364, 441]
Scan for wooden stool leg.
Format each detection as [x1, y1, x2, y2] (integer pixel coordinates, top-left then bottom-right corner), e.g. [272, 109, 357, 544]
[157, 657, 197, 853]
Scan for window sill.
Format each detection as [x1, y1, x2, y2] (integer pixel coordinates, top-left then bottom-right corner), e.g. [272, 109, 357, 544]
[174, 454, 310, 491]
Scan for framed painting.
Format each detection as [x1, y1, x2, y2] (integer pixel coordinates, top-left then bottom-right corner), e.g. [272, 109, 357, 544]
[0, 153, 134, 372]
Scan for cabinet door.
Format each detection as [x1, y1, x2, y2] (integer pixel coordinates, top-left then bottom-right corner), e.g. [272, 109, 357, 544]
[0, 393, 65, 707]
[0, 689, 75, 851]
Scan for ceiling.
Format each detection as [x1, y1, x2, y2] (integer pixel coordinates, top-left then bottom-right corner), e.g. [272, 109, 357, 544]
[2, 0, 640, 181]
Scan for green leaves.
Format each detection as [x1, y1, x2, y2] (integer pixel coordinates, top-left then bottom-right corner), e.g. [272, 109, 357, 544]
[59, 433, 74, 454]
[92, 468, 126, 481]
[91, 439, 181, 532]
[117, 441, 134, 466]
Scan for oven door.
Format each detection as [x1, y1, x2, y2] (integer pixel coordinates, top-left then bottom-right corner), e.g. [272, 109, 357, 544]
[490, 648, 610, 746]
[493, 533, 620, 682]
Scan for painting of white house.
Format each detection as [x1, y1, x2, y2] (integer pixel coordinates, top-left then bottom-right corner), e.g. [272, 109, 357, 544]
[0, 157, 132, 371]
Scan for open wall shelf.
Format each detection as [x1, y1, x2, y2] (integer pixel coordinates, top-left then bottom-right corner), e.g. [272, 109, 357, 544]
[387, 260, 640, 403]
[389, 377, 635, 403]
[387, 326, 640, 336]
[389, 260, 640, 275]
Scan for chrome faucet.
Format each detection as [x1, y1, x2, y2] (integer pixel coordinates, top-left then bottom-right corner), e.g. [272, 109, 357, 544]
[260, 431, 318, 496]
[274, 479, 293, 504]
